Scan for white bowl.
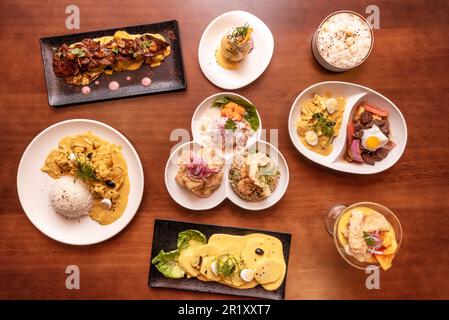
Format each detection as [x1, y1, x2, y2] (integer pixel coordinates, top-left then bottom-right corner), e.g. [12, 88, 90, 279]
[198, 10, 274, 90]
[191, 92, 262, 159]
[17, 119, 144, 245]
[164, 140, 289, 211]
[288, 81, 407, 174]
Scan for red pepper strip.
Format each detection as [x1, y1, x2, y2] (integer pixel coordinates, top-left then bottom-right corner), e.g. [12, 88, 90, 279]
[363, 103, 389, 117]
[347, 120, 354, 148]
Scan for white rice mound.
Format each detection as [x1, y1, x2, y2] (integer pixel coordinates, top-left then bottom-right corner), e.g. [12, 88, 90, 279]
[49, 176, 93, 219]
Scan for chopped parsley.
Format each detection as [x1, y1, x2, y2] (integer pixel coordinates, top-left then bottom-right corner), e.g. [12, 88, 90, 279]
[311, 112, 336, 138]
[69, 47, 86, 57]
[224, 118, 237, 131]
[230, 23, 250, 42]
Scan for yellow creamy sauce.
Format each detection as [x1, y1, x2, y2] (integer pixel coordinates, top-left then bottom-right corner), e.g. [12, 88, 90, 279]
[297, 94, 346, 156]
[215, 47, 240, 70]
[178, 233, 286, 291]
[41, 132, 129, 225]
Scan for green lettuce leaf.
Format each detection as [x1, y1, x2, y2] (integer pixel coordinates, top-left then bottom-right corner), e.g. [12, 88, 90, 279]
[177, 229, 207, 251]
[151, 249, 185, 279]
[211, 96, 260, 131]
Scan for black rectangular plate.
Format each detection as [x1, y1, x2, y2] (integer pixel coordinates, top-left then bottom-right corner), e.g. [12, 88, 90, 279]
[148, 219, 292, 300]
[40, 20, 186, 107]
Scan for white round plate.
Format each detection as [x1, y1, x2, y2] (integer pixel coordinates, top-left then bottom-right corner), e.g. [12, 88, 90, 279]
[17, 119, 144, 245]
[198, 10, 274, 90]
[165, 140, 289, 211]
[191, 92, 262, 159]
[288, 81, 407, 174]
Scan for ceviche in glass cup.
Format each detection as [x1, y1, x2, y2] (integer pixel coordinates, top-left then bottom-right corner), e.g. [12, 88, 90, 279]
[325, 202, 402, 271]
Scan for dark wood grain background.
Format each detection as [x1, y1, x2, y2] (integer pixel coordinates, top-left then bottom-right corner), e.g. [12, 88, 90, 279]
[0, 0, 448, 299]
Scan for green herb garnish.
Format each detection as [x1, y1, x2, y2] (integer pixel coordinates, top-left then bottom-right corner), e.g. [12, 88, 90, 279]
[311, 112, 336, 139]
[151, 230, 207, 280]
[212, 96, 260, 131]
[230, 23, 250, 42]
[141, 40, 154, 49]
[151, 249, 185, 279]
[363, 231, 377, 246]
[74, 154, 98, 182]
[224, 118, 237, 131]
[177, 230, 207, 251]
[215, 254, 240, 277]
[69, 47, 86, 57]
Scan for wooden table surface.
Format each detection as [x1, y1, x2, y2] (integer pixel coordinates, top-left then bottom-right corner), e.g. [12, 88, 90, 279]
[1, 0, 448, 300]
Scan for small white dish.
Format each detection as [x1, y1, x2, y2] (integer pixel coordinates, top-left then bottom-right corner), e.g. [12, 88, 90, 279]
[227, 140, 289, 211]
[288, 81, 407, 174]
[17, 119, 144, 245]
[198, 10, 274, 90]
[164, 141, 289, 211]
[191, 92, 262, 159]
[165, 141, 227, 211]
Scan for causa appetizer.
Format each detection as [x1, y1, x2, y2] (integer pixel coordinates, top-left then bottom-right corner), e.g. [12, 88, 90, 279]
[152, 229, 286, 291]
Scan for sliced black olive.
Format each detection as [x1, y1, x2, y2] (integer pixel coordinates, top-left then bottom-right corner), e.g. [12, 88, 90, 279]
[87, 152, 93, 159]
[255, 248, 264, 255]
[105, 180, 116, 188]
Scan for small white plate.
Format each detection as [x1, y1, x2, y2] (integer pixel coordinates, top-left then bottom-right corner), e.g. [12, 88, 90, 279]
[198, 10, 274, 90]
[288, 81, 407, 174]
[165, 141, 227, 211]
[227, 140, 289, 211]
[164, 140, 289, 211]
[191, 92, 262, 159]
[17, 119, 144, 245]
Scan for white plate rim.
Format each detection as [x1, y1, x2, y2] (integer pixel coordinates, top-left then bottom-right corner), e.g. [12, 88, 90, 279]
[16, 118, 144, 245]
[288, 81, 408, 174]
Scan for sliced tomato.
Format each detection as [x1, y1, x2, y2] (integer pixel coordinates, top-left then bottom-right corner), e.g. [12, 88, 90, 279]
[363, 103, 389, 117]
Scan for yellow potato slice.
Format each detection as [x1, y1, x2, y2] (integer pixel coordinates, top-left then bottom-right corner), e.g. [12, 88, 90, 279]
[375, 254, 395, 271]
[254, 259, 284, 285]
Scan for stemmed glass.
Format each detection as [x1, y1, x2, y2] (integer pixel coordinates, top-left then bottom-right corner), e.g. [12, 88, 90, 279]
[325, 202, 403, 270]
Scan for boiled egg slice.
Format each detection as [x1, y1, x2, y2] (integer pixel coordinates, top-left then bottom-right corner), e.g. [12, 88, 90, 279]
[305, 131, 319, 146]
[68, 152, 77, 164]
[210, 261, 218, 276]
[326, 98, 338, 114]
[99, 198, 112, 210]
[361, 125, 389, 151]
[240, 269, 255, 282]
